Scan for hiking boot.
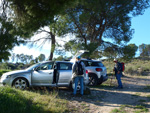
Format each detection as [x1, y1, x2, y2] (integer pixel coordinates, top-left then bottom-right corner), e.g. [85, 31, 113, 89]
[71, 93, 76, 97]
[115, 86, 123, 89]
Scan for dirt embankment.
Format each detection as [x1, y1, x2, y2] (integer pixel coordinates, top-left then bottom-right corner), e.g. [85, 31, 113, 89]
[59, 75, 150, 113]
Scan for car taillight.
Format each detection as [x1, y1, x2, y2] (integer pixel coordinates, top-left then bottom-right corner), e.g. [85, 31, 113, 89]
[96, 68, 102, 72]
[86, 70, 88, 74]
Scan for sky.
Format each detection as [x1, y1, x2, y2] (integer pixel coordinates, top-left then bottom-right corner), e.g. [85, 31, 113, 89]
[129, 8, 150, 46]
[12, 7, 150, 60]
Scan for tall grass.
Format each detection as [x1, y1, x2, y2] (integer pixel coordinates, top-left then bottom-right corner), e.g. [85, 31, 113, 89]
[0, 86, 69, 113]
[103, 59, 150, 76]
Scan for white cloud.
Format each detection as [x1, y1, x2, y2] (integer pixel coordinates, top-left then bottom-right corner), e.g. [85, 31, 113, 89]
[12, 45, 50, 59]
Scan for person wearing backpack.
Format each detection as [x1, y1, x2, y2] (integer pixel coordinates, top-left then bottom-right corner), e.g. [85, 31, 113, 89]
[113, 58, 123, 89]
[72, 56, 86, 96]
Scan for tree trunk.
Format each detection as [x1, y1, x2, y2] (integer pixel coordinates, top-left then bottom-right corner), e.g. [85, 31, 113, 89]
[49, 32, 55, 60]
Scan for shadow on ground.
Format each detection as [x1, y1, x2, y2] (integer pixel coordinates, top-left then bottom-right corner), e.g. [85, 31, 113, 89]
[28, 75, 150, 113]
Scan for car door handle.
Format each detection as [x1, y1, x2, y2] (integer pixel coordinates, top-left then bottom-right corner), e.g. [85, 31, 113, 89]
[49, 72, 52, 74]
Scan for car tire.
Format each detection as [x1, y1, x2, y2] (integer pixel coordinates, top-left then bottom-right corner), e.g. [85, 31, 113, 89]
[12, 78, 29, 90]
[72, 82, 81, 91]
[69, 81, 81, 91]
[88, 74, 98, 86]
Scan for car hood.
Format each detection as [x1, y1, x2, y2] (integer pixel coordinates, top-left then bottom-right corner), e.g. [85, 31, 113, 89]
[2, 70, 30, 76]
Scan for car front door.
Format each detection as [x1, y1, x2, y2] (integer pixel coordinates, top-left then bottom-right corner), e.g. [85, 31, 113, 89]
[31, 62, 54, 86]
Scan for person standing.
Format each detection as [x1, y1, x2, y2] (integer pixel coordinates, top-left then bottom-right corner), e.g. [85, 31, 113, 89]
[72, 56, 86, 96]
[113, 58, 123, 89]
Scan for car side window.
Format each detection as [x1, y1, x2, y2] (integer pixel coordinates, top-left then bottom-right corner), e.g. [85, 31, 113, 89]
[37, 62, 54, 70]
[59, 63, 72, 70]
[81, 61, 89, 66]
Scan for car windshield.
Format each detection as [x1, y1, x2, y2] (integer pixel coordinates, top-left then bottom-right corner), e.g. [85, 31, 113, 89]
[26, 63, 40, 71]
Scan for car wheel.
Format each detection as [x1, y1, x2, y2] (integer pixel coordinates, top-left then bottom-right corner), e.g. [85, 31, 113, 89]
[72, 82, 81, 91]
[88, 74, 98, 86]
[13, 78, 28, 90]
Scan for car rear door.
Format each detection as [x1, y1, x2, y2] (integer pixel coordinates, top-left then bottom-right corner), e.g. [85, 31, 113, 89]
[31, 62, 54, 85]
[57, 62, 72, 85]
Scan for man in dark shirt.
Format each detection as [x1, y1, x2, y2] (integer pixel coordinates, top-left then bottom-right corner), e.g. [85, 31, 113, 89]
[72, 56, 86, 96]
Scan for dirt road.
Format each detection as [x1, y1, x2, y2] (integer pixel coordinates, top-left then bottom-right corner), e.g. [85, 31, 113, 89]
[59, 75, 150, 113]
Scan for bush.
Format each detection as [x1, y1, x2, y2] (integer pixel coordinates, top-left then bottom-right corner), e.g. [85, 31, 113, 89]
[0, 70, 11, 77]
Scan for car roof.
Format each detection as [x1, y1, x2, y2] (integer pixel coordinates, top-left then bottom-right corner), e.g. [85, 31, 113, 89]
[40, 60, 73, 64]
[80, 58, 102, 62]
[56, 61, 73, 64]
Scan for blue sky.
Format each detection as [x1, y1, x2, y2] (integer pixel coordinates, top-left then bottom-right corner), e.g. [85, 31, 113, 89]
[129, 7, 150, 46]
[12, 7, 150, 59]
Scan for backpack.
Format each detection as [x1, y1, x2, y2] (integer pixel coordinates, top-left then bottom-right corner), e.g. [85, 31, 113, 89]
[75, 61, 84, 75]
[118, 62, 125, 72]
[121, 62, 125, 72]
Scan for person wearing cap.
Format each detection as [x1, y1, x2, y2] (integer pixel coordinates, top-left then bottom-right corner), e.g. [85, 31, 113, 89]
[113, 58, 123, 89]
[72, 56, 86, 96]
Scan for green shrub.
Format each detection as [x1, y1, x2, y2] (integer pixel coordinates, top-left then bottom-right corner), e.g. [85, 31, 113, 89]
[0, 70, 11, 77]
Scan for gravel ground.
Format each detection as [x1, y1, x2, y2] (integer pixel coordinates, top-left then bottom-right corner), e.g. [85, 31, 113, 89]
[58, 74, 150, 113]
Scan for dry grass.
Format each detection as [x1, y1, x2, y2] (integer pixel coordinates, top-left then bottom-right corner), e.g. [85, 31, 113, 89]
[103, 59, 150, 76]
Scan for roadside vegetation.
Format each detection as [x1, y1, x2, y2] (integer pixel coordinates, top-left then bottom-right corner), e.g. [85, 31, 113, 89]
[111, 104, 149, 113]
[0, 86, 69, 113]
[1, 57, 150, 78]
[103, 57, 150, 76]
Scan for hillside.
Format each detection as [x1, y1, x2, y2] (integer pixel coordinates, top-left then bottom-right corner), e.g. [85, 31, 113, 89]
[103, 58, 150, 76]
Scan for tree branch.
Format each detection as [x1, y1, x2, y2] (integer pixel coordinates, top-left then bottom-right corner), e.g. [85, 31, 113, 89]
[26, 37, 51, 43]
[69, 12, 87, 45]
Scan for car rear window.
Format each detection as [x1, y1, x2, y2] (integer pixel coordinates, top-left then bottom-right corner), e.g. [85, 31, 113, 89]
[91, 62, 104, 67]
[82, 61, 104, 67]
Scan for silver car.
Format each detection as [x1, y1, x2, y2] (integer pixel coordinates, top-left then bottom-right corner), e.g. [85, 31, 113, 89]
[81, 59, 107, 86]
[0, 61, 89, 90]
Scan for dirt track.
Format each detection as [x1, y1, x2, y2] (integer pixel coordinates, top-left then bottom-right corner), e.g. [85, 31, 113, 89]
[59, 75, 150, 113]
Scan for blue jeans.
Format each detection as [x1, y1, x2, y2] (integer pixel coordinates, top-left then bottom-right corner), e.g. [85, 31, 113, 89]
[116, 72, 123, 88]
[73, 76, 84, 95]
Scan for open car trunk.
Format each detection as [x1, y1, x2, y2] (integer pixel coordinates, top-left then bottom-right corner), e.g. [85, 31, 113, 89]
[70, 50, 89, 63]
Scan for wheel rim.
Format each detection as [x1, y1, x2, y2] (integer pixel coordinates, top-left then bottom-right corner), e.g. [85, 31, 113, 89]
[14, 78, 27, 90]
[72, 82, 80, 90]
[77, 82, 80, 90]
[89, 76, 95, 86]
